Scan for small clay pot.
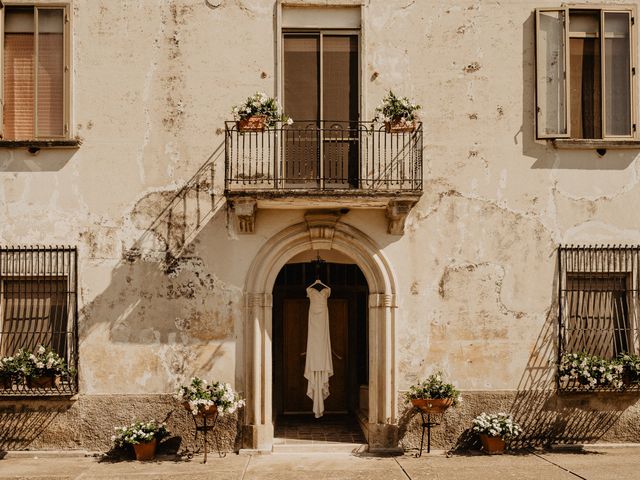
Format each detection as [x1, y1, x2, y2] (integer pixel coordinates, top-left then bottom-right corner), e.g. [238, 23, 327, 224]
[27, 375, 60, 389]
[411, 398, 453, 414]
[384, 120, 415, 133]
[133, 438, 157, 461]
[479, 434, 506, 454]
[237, 115, 267, 132]
[182, 401, 218, 417]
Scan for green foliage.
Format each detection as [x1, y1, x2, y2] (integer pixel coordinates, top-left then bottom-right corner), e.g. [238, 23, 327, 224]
[1, 345, 70, 380]
[374, 91, 421, 123]
[559, 352, 624, 389]
[232, 92, 292, 126]
[405, 371, 460, 405]
[176, 377, 245, 417]
[472, 412, 522, 438]
[112, 420, 168, 447]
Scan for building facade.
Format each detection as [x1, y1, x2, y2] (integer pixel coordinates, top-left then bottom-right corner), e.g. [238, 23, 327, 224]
[1, 0, 640, 453]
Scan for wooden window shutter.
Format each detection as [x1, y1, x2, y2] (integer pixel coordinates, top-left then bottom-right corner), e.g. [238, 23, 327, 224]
[36, 8, 64, 138]
[3, 8, 35, 140]
[535, 8, 570, 139]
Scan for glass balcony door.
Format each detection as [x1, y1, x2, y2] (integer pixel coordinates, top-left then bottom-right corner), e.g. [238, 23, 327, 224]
[283, 32, 359, 189]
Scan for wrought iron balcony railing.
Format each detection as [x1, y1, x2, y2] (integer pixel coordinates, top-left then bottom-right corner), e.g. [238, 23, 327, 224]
[225, 120, 423, 192]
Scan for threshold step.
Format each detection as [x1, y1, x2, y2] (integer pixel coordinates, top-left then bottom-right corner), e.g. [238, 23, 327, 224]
[272, 443, 367, 454]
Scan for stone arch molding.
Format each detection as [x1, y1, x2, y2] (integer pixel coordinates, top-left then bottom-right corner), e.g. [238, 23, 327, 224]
[242, 212, 399, 452]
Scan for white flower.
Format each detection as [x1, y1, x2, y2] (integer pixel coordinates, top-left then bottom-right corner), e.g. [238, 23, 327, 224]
[286, 118, 293, 125]
[37, 346, 46, 355]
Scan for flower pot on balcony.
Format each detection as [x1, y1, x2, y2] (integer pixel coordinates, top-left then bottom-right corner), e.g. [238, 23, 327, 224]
[411, 398, 453, 414]
[385, 120, 415, 133]
[479, 434, 506, 455]
[237, 115, 267, 132]
[182, 401, 218, 417]
[622, 370, 639, 386]
[133, 438, 157, 461]
[27, 375, 61, 389]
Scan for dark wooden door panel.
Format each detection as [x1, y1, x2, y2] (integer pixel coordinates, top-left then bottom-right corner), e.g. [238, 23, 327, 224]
[283, 298, 348, 414]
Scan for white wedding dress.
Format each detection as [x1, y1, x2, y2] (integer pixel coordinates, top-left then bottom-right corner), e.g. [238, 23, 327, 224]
[304, 285, 333, 418]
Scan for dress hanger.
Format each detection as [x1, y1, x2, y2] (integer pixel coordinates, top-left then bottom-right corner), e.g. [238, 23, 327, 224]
[309, 252, 328, 290]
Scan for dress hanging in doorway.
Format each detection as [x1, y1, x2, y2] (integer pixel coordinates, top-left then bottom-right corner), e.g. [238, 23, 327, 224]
[304, 280, 333, 418]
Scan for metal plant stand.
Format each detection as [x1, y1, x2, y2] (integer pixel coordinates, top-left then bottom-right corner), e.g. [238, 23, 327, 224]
[417, 410, 440, 456]
[189, 410, 225, 463]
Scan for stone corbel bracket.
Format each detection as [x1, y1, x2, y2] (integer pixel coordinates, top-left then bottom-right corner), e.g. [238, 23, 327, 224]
[304, 210, 342, 250]
[230, 197, 257, 234]
[386, 199, 418, 235]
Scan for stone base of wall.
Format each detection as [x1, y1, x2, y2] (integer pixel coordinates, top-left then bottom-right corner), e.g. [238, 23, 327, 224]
[0, 395, 240, 453]
[2, 391, 640, 452]
[398, 390, 640, 451]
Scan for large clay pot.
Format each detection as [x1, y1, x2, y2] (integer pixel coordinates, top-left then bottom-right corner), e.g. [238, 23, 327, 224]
[411, 398, 453, 414]
[133, 438, 157, 461]
[27, 375, 60, 389]
[237, 115, 267, 132]
[479, 434, 506, 454]
[182, 401, 218, 417]
[384, 120, 416, 133]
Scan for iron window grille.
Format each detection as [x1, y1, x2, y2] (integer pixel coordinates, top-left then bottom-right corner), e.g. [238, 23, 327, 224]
[0, 246, 78, 396]
[558, 245, 640, 391]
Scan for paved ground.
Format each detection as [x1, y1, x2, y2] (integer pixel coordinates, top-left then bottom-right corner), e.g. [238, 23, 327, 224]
[1, 447, 639, 479]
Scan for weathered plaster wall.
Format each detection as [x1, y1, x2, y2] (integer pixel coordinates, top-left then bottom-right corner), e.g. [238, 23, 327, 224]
[2, 0, 640, 450]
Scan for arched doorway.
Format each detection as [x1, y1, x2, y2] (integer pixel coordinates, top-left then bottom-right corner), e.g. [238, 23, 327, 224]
[242, 212, 398, 452]
[272, 252, 368, 446]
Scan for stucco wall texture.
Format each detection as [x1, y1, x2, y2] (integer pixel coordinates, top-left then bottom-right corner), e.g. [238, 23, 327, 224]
[2, 0, 640, 451]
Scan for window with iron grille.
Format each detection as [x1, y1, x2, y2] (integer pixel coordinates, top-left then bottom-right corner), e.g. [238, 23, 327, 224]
[558, 246, 639, 389]
[0, 246, 78, 395]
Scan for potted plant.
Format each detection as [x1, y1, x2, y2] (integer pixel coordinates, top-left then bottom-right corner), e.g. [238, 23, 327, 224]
[176, 377, 245, 417]
[374, 90, 421, 133]
[0, 355, 19, 389]
[558, 352, 624, 390]
[472, 412, 522, 454]
[19, 345, 69, 389]
[618, 353, 640, 386]
[232, 92, 292, 132]
[112, 420, 168, 461]
[405, 371, 460, 414]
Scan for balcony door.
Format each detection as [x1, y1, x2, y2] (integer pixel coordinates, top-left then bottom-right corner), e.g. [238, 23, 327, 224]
[283, 32, 359, 189]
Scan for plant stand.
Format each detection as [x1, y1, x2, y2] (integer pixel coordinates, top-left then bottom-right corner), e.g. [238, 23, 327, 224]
[417, 410, 440, 456]
[188, 410, 225, 463]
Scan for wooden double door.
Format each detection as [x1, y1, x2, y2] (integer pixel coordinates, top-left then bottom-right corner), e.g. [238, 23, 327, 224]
[282, 298, 348, 413]
[272, 262, 369, 417]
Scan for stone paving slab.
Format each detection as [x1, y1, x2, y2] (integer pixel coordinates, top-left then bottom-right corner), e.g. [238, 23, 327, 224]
[2, 447, 640, 479]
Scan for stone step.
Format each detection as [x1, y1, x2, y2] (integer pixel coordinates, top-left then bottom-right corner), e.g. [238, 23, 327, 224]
[272, 442, 368, 454]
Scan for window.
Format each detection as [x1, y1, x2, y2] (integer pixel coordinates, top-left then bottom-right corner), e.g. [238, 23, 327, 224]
[559, 246, 639, 360]
[536, 7, 636, 140]
[0, 246, 77, 394]
[1, 5, 70, 141]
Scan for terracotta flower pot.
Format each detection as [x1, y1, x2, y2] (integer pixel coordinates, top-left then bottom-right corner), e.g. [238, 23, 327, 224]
[479, 434, 506, 454]
[237, 115, 267, 132]
[133, 438, 157, 461]
[385, 120, 415, 133]
[27, 375, 60, 389]
[182, 401, 218, 417]
[411, 398, 453, 414]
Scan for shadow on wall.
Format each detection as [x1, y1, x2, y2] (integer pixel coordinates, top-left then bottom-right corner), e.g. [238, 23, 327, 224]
[0, 141, 247, 452]
[509, 258, 639, 448]
[0, 148, 79, 172]
[0, 402, 74, 450]
[520, 12, 638, 170]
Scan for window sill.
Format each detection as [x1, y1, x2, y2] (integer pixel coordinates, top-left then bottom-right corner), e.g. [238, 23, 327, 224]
[0, 139, 81, 150]
[552, 139, 640, 150]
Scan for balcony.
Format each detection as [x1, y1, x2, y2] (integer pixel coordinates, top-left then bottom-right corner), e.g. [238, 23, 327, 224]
[224, 120, 423, 234]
